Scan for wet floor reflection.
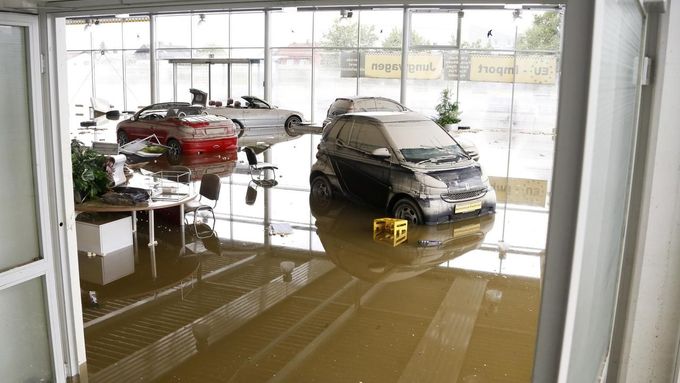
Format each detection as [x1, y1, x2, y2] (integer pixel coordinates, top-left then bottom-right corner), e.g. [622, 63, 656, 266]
[80, 140, 541, 383]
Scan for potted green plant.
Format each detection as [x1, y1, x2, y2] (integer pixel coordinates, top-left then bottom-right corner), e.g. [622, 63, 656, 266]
[435, 88, 462, 130]
[71, 139, 110, 203]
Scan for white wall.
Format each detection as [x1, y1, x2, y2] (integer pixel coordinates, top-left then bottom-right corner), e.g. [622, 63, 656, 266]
[620, 0, 680, 380]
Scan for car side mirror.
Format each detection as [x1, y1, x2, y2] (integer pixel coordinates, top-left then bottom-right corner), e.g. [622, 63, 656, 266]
[372, 148, 391, 158]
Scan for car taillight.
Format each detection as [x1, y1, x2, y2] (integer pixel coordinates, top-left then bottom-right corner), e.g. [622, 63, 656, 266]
[184, 121, 210, 128]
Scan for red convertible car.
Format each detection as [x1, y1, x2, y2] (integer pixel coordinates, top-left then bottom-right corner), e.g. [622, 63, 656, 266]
[116, 102, 238, 155]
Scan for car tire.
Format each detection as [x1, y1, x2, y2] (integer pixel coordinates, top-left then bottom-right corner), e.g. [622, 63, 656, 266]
[167, 139, 182, 157]
[234, 120, 245, 138]
[117, 130, 128, 146]
[392, 198, 424, 225]
[309, 174, 334, 213]
[284, 116, 302, 136]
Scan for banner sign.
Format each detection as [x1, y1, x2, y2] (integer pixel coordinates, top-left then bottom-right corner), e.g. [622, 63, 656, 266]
[364, 53, 443, 79]
[488, 176, 548, 207]
[470, 55, 557, 84]
[340, 51, 557, 85]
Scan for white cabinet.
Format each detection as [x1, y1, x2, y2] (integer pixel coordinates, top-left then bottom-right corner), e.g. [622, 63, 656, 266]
[78, 246, 134, 285]
[76, 214, 133, 255]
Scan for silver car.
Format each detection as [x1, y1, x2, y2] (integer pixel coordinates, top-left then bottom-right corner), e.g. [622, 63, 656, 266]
[190, 88, 305, 137]
[309, 111, 496, 225]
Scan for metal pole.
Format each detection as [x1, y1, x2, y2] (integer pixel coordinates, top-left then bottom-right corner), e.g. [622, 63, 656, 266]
[501, 18, 519, 242]
[264, 10, 272, 101]
[121, 20, 127, 111]
[400, 8, 411, 104]
[355, 10, 361, 95]
[150, 15, 157, 103]
[456, 11, 463, 103]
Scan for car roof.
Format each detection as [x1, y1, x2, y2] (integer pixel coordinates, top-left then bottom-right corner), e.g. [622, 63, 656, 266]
[341, 111, 430, 123]
[334, 96, 401, 102]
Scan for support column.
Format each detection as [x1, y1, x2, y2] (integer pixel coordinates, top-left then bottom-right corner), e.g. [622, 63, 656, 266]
[400, 8, 410, 105]
[264, 10, 272, 101]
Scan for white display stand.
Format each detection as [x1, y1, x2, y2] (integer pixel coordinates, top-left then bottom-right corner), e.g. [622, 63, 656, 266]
[78, 245, 134, 285]
[76, 214, 133, 255]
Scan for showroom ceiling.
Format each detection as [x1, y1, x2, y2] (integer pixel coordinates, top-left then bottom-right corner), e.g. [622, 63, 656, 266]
[3, 0, 562, 16]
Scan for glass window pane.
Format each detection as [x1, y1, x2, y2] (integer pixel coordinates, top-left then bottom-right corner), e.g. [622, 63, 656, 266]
[93, 50, 124, 110]
[271, 11, 313, 47]
[91, 19, 122, 50]
[272, 48, 311, 119]
[0, 278, 53, 382]
[0, 25, 40, 269]
[351, 123, 386, 152]
[124, 50, 150, 111]
[230, 12, 264, 47]
[156, 15, 191, 48]
[359, 9, 402, 48]
[411, 11, 458, 47]
[358, 48, 402, 101]
[67, 51, 93, 129]
[122, 17, 150, 51]
[461, 10, 516, 50]
[314, 49, 358, 125]
[65, 20, 92, 50]
[192, 13, 229, 48]
[315, 11, 357, 48]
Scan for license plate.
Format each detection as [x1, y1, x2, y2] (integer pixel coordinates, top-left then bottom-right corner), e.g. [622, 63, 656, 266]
[455, 201, 482, 214]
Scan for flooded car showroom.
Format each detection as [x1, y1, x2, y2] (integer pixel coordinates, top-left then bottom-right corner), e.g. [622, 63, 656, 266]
[73, 121, 542, 383]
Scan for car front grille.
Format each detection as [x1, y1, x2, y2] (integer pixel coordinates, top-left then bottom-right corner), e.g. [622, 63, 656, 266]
[441, 188, 487, 202]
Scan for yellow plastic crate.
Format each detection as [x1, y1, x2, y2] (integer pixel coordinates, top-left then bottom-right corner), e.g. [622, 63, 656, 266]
[373, 218, 408, 247]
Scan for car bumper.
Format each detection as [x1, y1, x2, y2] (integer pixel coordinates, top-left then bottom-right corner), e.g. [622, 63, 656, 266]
[180, 136, 238, 154]
[417, 188, 497, 225]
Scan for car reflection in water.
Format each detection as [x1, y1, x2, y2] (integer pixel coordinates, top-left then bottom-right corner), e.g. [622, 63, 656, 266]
[311, 197, 495, 284]
[141, 147, 238, 181]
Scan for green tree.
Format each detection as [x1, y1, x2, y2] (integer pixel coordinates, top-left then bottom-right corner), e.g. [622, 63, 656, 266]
[517, 11, 561, 51]
[381, 27, 430, 48]
[319, 19, 378, 47]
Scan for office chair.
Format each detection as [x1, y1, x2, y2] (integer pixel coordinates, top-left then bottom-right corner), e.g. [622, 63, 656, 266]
[184, 173, 221, 238]
[243, 146, 278, 185]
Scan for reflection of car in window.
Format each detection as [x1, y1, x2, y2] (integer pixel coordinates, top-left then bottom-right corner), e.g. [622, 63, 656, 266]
[310, 111, 496, 225]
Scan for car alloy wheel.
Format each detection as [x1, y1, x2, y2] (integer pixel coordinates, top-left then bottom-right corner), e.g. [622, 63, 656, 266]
[167, 139, 182, 156]
[117, 131, 128, 146]
[392, 199, 424, 225]
[285, 116, 302, 136]
[310, 175, 333, 212]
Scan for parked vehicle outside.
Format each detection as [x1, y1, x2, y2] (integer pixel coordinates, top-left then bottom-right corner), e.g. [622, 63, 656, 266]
[322, 96, 409, 127]
[189, 89, 305, 137]
[116, 102, 238, 156]
[310, 112, 496, 225]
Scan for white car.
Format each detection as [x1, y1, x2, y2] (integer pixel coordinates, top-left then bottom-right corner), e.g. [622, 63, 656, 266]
[191, 89, 305, 137]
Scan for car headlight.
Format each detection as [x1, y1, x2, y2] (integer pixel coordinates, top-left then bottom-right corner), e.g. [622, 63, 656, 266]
[477, 163, 490, 184]
[415, 172, 448, 189]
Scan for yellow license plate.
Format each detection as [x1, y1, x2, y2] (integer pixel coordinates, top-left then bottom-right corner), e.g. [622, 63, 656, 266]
[455, 201, 482, 214]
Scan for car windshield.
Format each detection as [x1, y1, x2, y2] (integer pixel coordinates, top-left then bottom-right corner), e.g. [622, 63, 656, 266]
[385, 120, 467, 164]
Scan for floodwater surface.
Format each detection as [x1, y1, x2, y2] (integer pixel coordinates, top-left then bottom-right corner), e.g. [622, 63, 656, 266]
[78, 134, 542, 383]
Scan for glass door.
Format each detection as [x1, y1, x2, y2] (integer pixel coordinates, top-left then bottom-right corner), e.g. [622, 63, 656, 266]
[0, 14, 65, 382]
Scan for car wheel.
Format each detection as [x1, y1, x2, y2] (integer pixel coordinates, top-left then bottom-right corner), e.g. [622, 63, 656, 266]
[392, 198, 424, 225]
[284, 116, 302, 136]
[310, 174, 334, 213]
[167, 139, 182, 157]
[234, 120, 245, 138]
[117, 130, 128, 146]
